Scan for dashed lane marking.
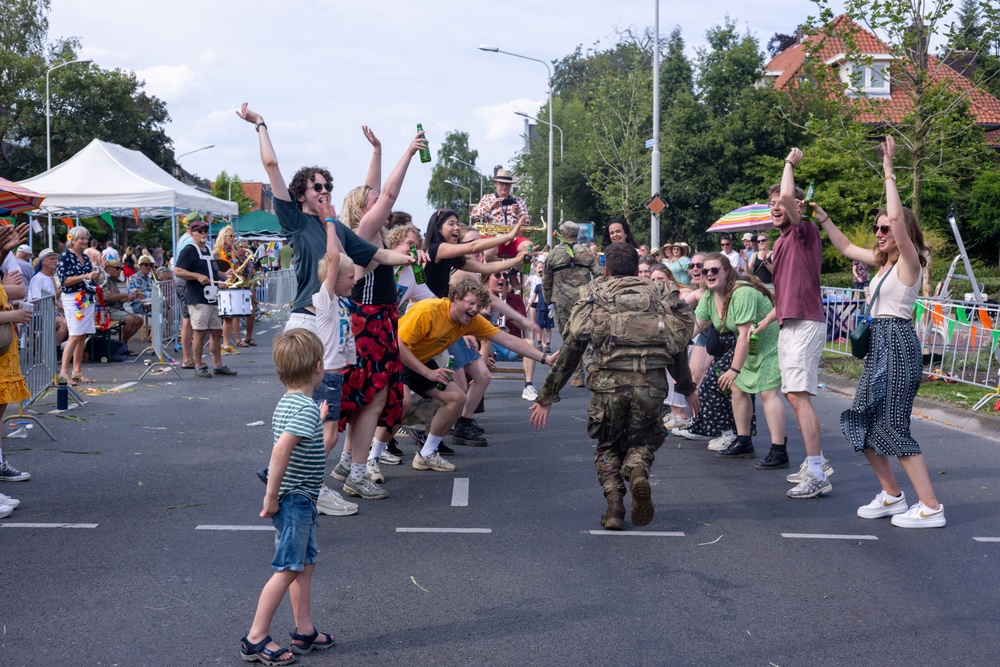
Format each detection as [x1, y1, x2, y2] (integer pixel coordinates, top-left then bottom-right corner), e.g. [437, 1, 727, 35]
[586, 531, 685, 537]
[396, 527, 491, 534]
[781, 533, 878, 540]
[973, 537, 1000, 542]
[1, 523, 98, 528]
[451, 478, 469, 507]
[196, 525, 274, 531]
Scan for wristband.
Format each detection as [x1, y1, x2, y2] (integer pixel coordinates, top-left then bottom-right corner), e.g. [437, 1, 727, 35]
[323, 217, 340, 224]
[729, 367, 741, 374]
[784, 160, 795, 167]
[255, 122, 267, 132]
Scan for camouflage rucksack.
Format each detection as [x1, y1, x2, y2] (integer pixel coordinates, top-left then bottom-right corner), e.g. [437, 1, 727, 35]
[585, 276, 695, 372]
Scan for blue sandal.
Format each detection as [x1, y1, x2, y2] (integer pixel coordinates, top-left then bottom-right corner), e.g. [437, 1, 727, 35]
[240, 635, 296, 665]
[289, 627, 336, 654]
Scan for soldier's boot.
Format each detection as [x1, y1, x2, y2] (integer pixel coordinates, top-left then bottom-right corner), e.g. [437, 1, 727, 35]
[601, 493, 626, 531]
[629, 467, 654, 527]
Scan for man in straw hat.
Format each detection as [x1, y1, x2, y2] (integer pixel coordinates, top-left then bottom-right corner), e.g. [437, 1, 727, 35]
[470, 167, 533, 264]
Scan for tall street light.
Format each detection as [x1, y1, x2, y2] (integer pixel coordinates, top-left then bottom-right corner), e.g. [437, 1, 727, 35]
[445, 156, 484, 200]
[513, 111, 563, 162]
[445, 179, 473, 220]
[479, 45, 554, 241]
[46, 58, 91, 249]
[650, 0, 662, 249]
[176, 145, 215, 160]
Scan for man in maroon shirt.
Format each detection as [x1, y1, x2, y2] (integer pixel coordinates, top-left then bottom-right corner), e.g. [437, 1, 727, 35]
[756, 147, 832, 499]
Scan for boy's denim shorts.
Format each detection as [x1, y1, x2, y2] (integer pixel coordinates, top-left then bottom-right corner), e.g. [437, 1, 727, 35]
[312, 371, 344, 422]
[447, 338, 481, 370]
[270, 493, 318, 572]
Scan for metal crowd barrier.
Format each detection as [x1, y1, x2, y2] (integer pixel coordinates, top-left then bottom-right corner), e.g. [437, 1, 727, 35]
[139, 279, 183, 381]
[822, 286, 1000, 411]
[255, 268, 294, 322]
[6, 295, 82, 440]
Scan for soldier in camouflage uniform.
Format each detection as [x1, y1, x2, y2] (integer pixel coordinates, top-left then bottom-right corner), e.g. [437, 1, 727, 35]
[542, 221, 601, 386]
[530, 243, 699, 530]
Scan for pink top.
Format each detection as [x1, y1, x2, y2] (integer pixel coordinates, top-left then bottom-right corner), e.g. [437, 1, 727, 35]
[771, 220, 824, 325]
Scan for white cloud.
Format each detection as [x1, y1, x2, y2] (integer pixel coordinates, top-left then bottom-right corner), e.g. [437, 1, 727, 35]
[133, 64, 200, 101]
[473, 99, 544, 142]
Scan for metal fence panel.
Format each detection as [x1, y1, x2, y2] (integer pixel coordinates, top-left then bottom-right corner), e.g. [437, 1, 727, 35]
[18, 294, 57, 406]
[256, 269, 294, 322]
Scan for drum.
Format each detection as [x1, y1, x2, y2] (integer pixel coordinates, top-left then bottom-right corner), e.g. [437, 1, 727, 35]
[218, 289, 253, 316]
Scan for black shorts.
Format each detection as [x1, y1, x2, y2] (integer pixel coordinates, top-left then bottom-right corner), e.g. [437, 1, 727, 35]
[402, 358, 440, 399]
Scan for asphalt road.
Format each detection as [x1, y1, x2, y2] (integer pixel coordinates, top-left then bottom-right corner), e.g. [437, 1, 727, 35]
[2, 324, 999, 667]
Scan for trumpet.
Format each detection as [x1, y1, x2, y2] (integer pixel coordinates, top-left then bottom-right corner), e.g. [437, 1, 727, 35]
[473, 223, 545, 236]
[224, 253, 262, 289]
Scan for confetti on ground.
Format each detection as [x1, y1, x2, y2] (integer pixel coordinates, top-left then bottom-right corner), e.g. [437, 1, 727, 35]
[696, 535, 723, 546]
[246, 421, 265, 427]
[410, 576, 429, 593]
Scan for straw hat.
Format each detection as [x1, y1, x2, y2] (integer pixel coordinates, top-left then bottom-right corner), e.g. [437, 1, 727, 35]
[492, 169, 517, 184]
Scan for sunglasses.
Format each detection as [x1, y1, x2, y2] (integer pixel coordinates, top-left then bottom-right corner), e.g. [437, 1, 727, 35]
[491, 272, 507, 280]
[309, 182, 334, 193]
[872, 224, 892, 235]
[704, 267, 722, 276]
[757, 238, 768, 243]
[689, 262, 703, 269]
[720, 243, 731, 247]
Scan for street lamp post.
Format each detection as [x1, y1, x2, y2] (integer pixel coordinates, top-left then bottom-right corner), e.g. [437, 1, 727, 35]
[651, 0, 661, 250]
[46, 58, 92, 249]
[445, 156, 484, 201]
[479, 45, 554, 243]
[176, 145, 215, 160]
[445, 180, 473, 221]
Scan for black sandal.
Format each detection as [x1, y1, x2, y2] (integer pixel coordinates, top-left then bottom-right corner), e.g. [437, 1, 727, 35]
[289, 627, 335, 654]
[240, 635, 296, 665]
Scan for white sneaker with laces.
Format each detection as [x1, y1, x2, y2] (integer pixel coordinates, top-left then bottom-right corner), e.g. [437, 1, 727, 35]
[378, 451, 402, 466]
[412, 451, 456, 472]
[671, 428, 711, 441]
[366, 459, 384, 483]
[662, 414, 692, 430]
[786, 470, 833, 499]
[890, 501, 946, 528]
[857, 490, 907, 519]
[0, 503, 13, 519]
[522, 385, 539, 401]
[317, 486, 359, 516]
[786, 458, 834, 483]
[707, 432, 736, 452]
[0, 491, 19, 509]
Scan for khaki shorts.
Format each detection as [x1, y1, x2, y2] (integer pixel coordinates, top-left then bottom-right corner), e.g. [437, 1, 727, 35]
[188, 303, 223, 331]
[777, 319, 825, 395]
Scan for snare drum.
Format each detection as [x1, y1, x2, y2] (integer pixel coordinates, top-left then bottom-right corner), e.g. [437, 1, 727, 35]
[218, 289, 253, 316]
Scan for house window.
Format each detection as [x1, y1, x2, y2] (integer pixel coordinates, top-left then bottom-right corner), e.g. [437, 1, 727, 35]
[843, 61, 890, 97]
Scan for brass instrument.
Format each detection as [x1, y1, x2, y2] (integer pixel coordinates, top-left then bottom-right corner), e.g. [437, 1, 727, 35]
[473, 222, 545, 236]
[224, 253, 262, 289]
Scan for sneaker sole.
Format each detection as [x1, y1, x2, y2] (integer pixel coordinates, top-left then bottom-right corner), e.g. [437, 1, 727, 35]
[716, 450, 755, 459]
[858, 504, 908, 519]
[630, 478, 654, 526]
[787, 483, 833, 499]
[412, 461, 456, 472]
[379, 458, 401, 466]
[672, 430, 711, 441]
[330, 470, 348, 482]
[755, 460, 790, 470]
[707, 442, 733, 452]
[0, 476, 31, 482]
[452, 437, 488, 447]
[317, 505, 359, 516]
[890, 515, 946, 528]
[341, 485, 388, 500]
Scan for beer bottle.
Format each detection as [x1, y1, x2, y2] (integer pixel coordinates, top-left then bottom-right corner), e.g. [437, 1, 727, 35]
[437, 355, 455, 391]
[520, 241, 534, 275]
[802, 180, 816, 222]
[748, 324, 760, 357]
[417, 124, 432, 164]
[411, 246, 425, 284]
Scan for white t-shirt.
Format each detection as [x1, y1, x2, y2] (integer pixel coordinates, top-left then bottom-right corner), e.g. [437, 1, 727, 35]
[395, 265, 435, 310]
[27, 271, 58, 302]
[312, 286, 356, 371]
[722, 249, 745, 272]
[101, 247, 120, 263]
[524, 274, 542, 306]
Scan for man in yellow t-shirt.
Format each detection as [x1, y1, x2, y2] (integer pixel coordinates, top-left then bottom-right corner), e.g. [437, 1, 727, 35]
[398, 278, 555, 472]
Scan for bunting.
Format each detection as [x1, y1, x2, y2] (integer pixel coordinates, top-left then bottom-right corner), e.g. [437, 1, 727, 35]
[61, 217, 75, 229]
[99, 211, 114, 230]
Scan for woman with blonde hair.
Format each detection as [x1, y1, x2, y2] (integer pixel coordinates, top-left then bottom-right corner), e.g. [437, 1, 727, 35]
[213, 225, 240, 353]
[815, 135, 944, 528]
[57, 226, 100, 385]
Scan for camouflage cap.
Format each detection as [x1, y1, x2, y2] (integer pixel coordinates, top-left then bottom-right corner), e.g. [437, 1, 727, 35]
[559, 221, 579, 238]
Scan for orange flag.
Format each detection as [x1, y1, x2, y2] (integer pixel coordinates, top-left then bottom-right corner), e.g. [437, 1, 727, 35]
[61, 217, 75, 229]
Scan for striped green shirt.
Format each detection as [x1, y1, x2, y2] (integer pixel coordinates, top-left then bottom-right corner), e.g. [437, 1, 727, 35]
[272, 392, 324, 502]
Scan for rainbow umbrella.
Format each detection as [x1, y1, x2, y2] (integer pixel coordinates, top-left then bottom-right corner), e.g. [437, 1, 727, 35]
[0, 176, 46, 216]
[707, 203, 773, 233]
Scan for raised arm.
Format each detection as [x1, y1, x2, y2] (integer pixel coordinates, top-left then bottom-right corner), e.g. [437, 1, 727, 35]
[237, 103, 290, 202]
[781, 148, 803, 226]
[814, 204, 874, 266]
[362, 126, 382, 193]
[882, 135, 920, 287]
[355, 130, 427, 242]
[318, 201, 343, 297]
[462, 250, 529, 275]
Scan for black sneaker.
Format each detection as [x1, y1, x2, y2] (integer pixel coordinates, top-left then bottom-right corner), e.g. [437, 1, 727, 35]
[213, 365, 237, 376]
[437, 442, 455, 456]
[386, 438, 404, 457]
[453, 420, 487, 447]
[257, 467, 268, 484]
[755, 447, 790, 470]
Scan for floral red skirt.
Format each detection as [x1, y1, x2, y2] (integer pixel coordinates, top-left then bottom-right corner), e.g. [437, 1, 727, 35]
[339, 303, 403, 430]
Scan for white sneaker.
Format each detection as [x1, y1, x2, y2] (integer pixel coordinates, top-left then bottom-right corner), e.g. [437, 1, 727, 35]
[366, 459, 384, 483]
[786, 458, 834, 483]
[671, 428, 711, 441]
[707, 432, 736, 452]
[317, 486, 359, 516]
[521, 385, 539, 401]
[378, 451, 402, 466]
[662, 414, 692, 430]
[857, 491, 907, 519]
[890, 501, 946, 528]
[412, 451, 456, 472]
[0, 503, 13, 519]
[0, 491, 19, 509]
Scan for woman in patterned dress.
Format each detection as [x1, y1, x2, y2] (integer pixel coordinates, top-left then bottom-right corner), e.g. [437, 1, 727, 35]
[56, 226, 100, 384]
[815, 135, 944, 528]
[695, 253, 784, 464]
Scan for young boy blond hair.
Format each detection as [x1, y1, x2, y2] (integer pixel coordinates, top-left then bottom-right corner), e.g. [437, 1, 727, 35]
[241, 327, 335, 665]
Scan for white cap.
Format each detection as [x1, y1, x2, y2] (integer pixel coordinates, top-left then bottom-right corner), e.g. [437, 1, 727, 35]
[741, 233, 754, 241]
[17, 244, 33, 255]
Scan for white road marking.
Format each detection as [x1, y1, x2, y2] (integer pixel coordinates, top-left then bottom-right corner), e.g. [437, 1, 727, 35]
[196, 525, 274, 531]
[586, 530, 685, 537]
[112, 381, 137, 391]
[451, 478, 469, 507]
[0, 523, 98, 528]
[396, 527, 491, 534]
[271, 325, 282, 330]
[973, 537, 1000, 542]
[781, 533, 878, 540]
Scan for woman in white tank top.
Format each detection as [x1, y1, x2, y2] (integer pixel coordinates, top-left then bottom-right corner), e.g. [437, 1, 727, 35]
[813, 135, 945, 529]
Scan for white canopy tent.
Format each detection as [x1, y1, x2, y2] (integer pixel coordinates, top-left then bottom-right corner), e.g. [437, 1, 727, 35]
[19, 138, 237, 250]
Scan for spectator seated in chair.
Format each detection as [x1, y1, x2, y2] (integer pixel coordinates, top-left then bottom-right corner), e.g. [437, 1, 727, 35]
[126, 254, 156, 314]
[101, 260, 144, 350]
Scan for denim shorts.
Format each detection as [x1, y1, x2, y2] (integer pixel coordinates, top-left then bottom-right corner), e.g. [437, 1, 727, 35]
[447, 337, 481, 370]
[491, 342, 520, 363]
[312, 371, 344, 422]
[270, 493, 318, 572]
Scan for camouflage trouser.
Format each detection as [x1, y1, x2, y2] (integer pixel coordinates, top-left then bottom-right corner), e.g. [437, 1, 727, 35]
[587, 385, 667, 497]
[554, 301, 585, 381]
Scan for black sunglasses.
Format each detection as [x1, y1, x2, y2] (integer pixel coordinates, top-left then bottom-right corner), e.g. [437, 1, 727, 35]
[689, 262, 703, 269]
[309, 182, 334, 193]
[757, 238, 768, 243]
[704, 267, 722, 276]
[872, 224, 891, 234]
[491, 272, 507, 280]
[720, 242, 731, 247]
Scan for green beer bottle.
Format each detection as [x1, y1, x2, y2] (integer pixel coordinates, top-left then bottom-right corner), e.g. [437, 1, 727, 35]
[802, 180, 816, 222]
[437, 355, 455, 391]
[748, 324, 760, 357]
[411, 246, 425, 284]
[417, 124, 432, 164]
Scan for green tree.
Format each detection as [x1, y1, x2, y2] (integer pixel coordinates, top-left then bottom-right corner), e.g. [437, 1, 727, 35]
[0, 0, 49, 178]
[426, 131, 482, 223]
[211, 171, 255, 216]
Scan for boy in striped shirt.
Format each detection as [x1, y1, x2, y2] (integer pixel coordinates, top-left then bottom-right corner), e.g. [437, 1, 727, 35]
[240, 328, 335, 665]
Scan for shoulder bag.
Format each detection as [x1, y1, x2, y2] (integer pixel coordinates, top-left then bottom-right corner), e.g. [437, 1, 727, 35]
[849, 264, 894, 360]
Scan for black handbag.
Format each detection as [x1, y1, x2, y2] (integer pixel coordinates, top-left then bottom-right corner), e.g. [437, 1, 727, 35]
[849, 265, 893, 360]
[705, 324, 732, 357]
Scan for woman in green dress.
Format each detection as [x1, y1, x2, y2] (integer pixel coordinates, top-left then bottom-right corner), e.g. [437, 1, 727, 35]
[694, 253, 787, 467]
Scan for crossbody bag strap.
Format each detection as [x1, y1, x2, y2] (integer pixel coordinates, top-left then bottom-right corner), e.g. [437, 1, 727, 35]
[864, 264, 894, 319]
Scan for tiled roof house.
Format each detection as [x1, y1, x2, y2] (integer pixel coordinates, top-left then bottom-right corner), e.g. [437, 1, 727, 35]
[762, 15, 1000, 144]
